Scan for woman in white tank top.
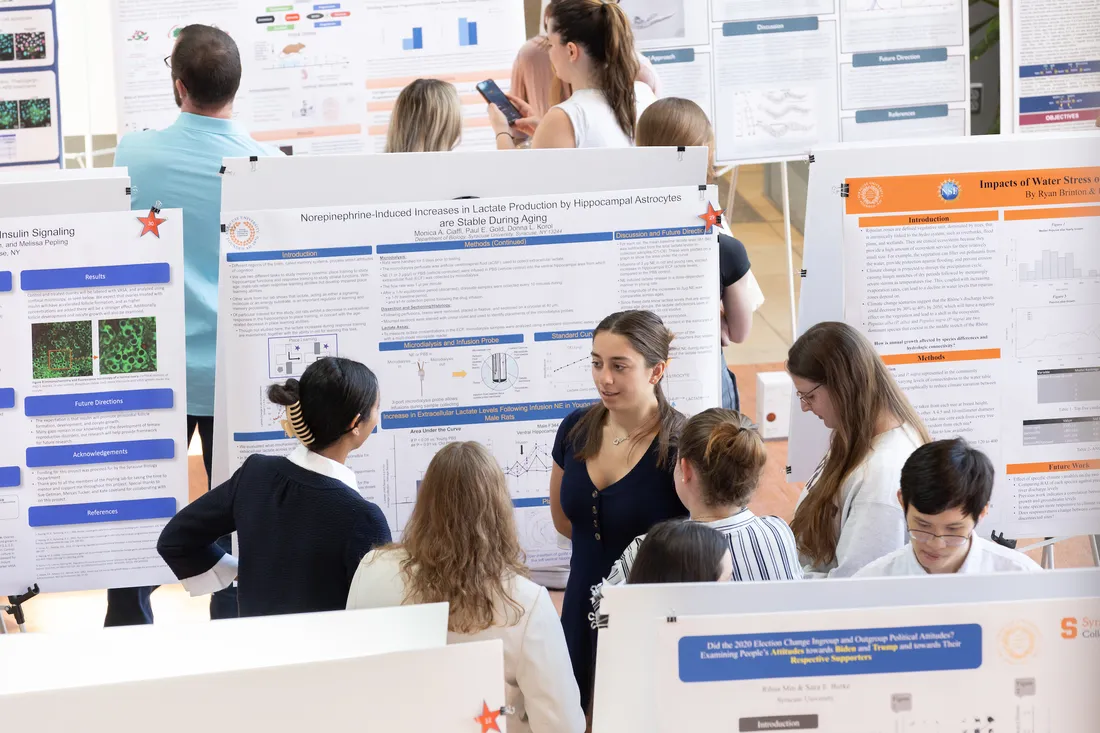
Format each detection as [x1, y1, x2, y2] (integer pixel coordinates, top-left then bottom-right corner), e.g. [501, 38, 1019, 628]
[490, 0, 646, 150]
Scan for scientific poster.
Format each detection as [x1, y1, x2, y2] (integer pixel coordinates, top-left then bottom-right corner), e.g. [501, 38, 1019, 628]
[0, 0, 61, 168]
[1012, 0, 1100, 132]
[0, 209, 188, 595]
[111, 0, 370, 155]
[656, 596, 1100, 732]
[218, 186, 721, 566]
[841, 149, 1100, 538]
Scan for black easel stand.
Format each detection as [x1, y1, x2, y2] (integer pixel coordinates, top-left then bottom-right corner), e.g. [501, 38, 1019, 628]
[1, 584, 40, 634]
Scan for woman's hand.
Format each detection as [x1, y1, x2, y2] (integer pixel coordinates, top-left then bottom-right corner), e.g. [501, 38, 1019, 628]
[504, 92, 540, 137]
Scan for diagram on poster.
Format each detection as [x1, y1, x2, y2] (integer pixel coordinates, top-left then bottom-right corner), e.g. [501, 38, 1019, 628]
[268, 333, 337, 378]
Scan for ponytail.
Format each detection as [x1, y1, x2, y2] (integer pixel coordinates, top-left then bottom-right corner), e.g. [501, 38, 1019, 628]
[546, 0, 639, 138]
[267, 356, 380, 452]
[677, 409, 767, 508]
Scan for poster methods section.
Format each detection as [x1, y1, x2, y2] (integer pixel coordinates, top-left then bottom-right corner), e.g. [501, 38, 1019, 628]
[217, 187, 721, 566]
[628, 0, 970, 164]
[0, 1, 60, 168]
[0, 210, 188, 595]
[842, 161, 1100, 538]
[1012, 0, 1100, 132]
[656, 597, 1100, 732]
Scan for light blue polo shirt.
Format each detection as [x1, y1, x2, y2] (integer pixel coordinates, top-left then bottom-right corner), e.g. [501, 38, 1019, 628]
[115, 113, 280, 416]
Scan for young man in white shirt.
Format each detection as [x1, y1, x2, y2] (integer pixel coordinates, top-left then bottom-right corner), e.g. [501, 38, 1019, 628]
[855, 438, 1042, 576]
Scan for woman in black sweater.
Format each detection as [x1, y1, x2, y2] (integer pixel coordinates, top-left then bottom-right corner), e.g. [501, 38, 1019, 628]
[157, 357, 391, 617]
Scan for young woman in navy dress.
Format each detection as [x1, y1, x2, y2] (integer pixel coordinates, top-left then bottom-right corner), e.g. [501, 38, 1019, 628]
[549, 310, 687, 712]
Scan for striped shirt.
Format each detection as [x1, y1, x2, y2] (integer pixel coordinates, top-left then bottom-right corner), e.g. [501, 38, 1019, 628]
[590, 509, 802, 623]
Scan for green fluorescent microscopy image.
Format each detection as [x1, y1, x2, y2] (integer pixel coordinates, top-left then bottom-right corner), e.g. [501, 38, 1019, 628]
[18, 97, 51, 128]
[99, 317, 158, 375]
[31, 321, 94, 380]
[0, 100, 17, 131]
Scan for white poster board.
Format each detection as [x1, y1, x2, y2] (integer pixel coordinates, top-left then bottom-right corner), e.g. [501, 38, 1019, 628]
[790, 132, 1100, 540]
[0, 209, 187, 595]
[655, 595, 1099, 732]
[593, 568, 1100, 733]
[216, 185, 721, 566]
[0, 168, 131, 217]
[211, 146, 710, 498]
[0, 603, 448, 695]
[0, 0, 62, 168]
[2, 639, 507, 733]
[537, 0, 972, 164]
[1009, 0, 1100, 133]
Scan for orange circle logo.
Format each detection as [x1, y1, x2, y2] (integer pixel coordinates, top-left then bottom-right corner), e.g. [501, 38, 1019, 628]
[227, 217, 258, 249]
[999, 621, 1040, 664]
[858, 182, 884, 208]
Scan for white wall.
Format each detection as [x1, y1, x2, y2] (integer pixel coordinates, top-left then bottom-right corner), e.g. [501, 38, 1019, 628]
[57, 0, 118, 138]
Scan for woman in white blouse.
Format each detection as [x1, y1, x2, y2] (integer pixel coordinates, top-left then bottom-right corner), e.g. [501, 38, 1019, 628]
[347, 442, 584, 733]
[787, 322, 931, 577]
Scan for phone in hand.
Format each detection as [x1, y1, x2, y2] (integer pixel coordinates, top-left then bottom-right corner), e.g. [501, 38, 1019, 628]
[476, 79, 522, 124]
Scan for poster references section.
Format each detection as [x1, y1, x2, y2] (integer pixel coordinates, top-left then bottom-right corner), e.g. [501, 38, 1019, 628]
[218, 187, 721, 566]
[362, 0, 527, 152]
[0, 1, 61, 168]
[1013, 0, 1100, 132]
[111, 0, 369, 155]
[0, 210, 188, 595]
[842, 166, 1100, 538]
[656, 597, 1100, 732]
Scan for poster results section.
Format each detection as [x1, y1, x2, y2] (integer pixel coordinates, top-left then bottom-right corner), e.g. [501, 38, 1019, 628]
[1012, 0, 1100, 132]
[217, 186, 720, 565]
[362, 0, 526, 152]
[655, 597, 1100, 732]
[841, 164, 1100, 539]
[0, 1, 61, 168]
[111, 0, 368, 154]
[0, 210, 188, 595]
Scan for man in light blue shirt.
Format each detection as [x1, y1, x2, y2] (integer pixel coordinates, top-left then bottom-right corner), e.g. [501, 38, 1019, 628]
[108, 24, 280, 625]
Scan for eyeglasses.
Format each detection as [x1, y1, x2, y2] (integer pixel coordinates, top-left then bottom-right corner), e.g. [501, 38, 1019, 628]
[796, 383, 822, 406]
[908, 528, 971, 547]
[163, 55, 172, 68]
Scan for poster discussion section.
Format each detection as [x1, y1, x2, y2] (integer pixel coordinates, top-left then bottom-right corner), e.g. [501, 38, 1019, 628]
[1012, 0, 1100, 132]
[616, 0, 971, 164]
[0, 0, 61, 168]
[842, 153, 1100, 539]
[656, 595, 1100, 732]
[0, 209, 188, 596]
[217, 186, 721, 567]
[111, 0, 525, 153]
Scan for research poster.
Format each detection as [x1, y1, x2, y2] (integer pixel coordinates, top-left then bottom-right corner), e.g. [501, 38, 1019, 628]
[0, 0, 61, 168]
[217, 187, 721, 566]
[0, 209, 188, 595]
[1012, 0, 1100, 132]
[655, 596, 1100, 732]
[622, 0, 972, 164]
[841, 155, 1100, 538]
[111, 0, 370, 155]
[361, 0, 526, 152]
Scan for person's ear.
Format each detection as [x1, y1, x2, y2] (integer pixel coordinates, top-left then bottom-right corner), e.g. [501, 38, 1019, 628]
[567, 41, 580, 62]
[348, 413, 362, 433]
[174, 78, 187, 100]
[650, 360, 666, 385]
[978, 504, 990, 523]
[896, 489, 904, 508]
[680, 458, 694, 484]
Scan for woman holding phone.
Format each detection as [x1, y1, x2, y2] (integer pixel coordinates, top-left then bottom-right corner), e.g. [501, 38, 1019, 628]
[488, 0, 653, 149]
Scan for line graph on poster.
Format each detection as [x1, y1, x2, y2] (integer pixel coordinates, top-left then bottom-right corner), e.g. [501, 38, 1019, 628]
[1015, 304, 1100, 359]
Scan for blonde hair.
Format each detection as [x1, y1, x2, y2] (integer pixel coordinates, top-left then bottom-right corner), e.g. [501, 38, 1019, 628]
[787, 322, 931, 566]
[636, 97, 716, 184]
[677, 409, 766, 508]
[385, 79, 462, 153]
[395, 442, 528, 634]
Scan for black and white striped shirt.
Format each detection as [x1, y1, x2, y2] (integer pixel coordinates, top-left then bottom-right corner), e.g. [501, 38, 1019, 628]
[590, 509, 802, 622]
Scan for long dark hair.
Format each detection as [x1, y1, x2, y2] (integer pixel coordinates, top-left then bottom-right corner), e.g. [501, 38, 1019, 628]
[628, 520, 727, 584]
[546, 0, 639, 138]
[570, 310, 684, 468]
[787, 322, 930, 566]
[267, 357, 379, 452]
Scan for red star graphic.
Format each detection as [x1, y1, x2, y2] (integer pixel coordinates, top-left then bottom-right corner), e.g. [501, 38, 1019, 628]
[474, 701, 501, 733]
[698, 202, 723, 234]
[137, 209, 167, 238]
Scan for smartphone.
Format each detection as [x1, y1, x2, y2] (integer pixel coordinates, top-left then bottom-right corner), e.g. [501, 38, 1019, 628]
[476, 79, 522, 124]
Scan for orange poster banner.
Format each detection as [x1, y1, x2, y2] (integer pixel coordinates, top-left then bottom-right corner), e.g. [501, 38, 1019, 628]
[845, 167, 1100, 215]
[1006, 460, 1100, 475]
[859, 210, 999, 228]
[881, 349, 1000, 366]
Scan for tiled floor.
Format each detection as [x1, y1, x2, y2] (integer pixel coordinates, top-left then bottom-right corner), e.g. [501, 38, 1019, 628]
[3, 166, 1093, 634]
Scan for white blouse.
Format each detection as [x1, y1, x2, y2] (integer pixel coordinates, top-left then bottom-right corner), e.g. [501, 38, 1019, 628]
[347, 549, 585, 733]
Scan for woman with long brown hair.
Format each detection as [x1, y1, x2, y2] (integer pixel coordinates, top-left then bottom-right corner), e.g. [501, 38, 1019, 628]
[489, 0, 653, 149]
[787, 322, 931, 577]
[549, 309, 687, 710]
[384, 78, 463, 153]
[347, 442, 584, 733]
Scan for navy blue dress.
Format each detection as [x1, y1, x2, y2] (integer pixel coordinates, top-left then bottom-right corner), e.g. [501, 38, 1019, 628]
[552, 407, 687, 709]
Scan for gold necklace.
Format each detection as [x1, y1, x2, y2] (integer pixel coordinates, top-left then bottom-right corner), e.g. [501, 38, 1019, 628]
[612, 435, 629, 446]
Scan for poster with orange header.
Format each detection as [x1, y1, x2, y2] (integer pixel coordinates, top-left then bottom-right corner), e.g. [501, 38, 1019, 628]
[838, 134, 1100, 539]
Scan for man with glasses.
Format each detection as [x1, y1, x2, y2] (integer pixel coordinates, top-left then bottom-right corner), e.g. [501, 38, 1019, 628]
[855, 438, 1041, 576]
[107, 24, 280, 625]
